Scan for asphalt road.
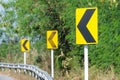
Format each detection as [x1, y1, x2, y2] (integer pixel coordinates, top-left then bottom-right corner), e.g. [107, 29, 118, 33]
[0, 75, 14, 80]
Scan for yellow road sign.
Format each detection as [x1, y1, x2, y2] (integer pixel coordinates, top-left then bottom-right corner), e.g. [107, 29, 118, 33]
[47, 30, 58, 49]
[21, 38, 30, 52]
[76, 8, 98, 44]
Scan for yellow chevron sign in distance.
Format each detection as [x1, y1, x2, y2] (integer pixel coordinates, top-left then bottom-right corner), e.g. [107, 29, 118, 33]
[76, 8, 98, 44]
[21, 38, 30, 52]
[47, 30, 58, 49]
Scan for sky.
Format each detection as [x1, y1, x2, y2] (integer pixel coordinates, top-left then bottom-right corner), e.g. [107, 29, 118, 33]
[0, 0, 15, 44]
[0, 0, 9, 15]
[0, 0, 40, 44]
[0, 0, 9, 3]
[0, 4, 5, 15]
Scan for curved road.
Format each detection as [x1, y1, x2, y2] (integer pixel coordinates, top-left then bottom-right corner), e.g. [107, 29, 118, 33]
[0, 75, 14, 80]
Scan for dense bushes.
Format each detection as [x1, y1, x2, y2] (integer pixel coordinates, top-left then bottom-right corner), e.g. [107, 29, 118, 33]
[0, 0, 120, 73]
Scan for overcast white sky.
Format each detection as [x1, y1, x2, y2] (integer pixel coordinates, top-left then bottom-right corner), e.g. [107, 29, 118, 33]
[0, 0, 9, 15]
[0, 0, 9, 3]
[0, 4, 5, 15]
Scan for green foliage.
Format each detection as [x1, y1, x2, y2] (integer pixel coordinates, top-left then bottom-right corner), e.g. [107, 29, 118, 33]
[0, 42, 20, 61]
[89, 0, 120, 72]
[0, 0, 120, 73]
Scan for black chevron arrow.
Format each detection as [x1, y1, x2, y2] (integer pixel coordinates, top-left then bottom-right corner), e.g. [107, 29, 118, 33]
[77, 9, 96, 43]
[48, 32, 56, 48]
[23, 40, 28, 50]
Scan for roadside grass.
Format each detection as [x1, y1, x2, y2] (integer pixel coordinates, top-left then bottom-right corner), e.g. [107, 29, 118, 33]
[55, 66, 119, 80]
[0, 49, 120, 80]
[0, 66, 119, 80]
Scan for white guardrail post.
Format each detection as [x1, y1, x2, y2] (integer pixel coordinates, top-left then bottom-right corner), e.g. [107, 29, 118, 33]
[0, 63, 53, 80]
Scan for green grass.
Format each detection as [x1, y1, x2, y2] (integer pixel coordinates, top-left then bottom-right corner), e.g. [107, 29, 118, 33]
[0, 49, 120, 80]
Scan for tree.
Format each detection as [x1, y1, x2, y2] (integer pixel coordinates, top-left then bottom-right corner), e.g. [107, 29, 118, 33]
[1, 0, 120, 73]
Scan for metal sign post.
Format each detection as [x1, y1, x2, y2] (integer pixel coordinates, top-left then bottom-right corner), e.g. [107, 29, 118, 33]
[84, 45, 88, 80]
[76, 8, 98, 80]
[24, 52, 26, 64]
[47, 30, 58, 78]
[51, 49, 54, 78]
[21, 38, 30, 65]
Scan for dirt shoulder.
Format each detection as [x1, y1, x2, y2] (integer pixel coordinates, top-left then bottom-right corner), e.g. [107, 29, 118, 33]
[0, 71, 35, 80]
[0, 74, 14, 80]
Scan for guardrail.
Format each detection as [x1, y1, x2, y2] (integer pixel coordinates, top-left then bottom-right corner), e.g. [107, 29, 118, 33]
[0, 63, 53, 80]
